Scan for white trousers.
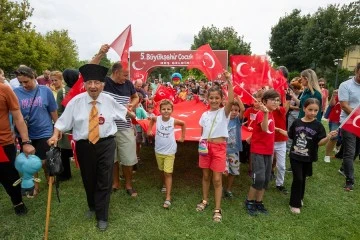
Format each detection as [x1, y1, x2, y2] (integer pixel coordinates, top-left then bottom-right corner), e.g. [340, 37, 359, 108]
[273, 141, 287, 186]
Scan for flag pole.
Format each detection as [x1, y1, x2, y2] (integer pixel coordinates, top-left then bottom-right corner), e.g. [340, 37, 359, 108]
[233, 82, 258, 102]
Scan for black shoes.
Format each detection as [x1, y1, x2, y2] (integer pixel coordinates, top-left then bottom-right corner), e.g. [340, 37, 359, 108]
[276, 185, 288, 194]
[14, 202, 28, 216]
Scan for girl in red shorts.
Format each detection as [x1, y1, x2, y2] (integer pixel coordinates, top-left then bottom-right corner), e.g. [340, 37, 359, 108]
[195, 71, 234, 222]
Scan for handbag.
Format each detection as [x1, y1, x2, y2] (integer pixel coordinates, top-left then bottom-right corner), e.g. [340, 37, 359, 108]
[198, 110, 219, 156]
[46, 146, 63, 202]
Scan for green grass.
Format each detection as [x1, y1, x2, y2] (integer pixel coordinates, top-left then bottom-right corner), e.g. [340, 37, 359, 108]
[1, 141, 359, 240]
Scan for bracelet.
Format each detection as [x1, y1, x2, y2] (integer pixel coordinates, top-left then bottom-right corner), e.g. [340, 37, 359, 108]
[21, 140, 32, 146]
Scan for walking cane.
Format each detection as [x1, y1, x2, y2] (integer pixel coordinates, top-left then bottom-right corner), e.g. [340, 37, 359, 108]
[44, 176, 54, 240]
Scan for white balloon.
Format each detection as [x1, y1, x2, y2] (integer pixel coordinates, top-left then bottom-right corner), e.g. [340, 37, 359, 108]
[132, 61, 144, 71]
[352, 115, 360, 128]
[236, 62, 248, 77]
[203, 52, 215, 69]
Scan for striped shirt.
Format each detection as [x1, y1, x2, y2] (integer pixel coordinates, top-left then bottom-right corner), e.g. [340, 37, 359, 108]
[103, 77, 136, 130]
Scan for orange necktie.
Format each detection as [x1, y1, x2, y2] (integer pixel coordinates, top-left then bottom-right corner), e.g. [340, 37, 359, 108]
[88, 101, 100, 144]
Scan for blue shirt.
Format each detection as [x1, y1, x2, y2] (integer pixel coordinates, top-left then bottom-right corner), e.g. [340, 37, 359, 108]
[227, 117, 242, 154]
[14, 85, 57, 139]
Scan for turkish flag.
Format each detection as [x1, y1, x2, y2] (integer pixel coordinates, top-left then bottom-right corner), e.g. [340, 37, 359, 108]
[132, 70, 148, 83]
[62, 74, 85, 107]
[268, 68, 288, 104]
[230, 55, 272, 94]
[340, 105, 360, 137]
[153, 85, 175, 102]
[67, 134, 79, 168]
[188, 44, 224, 81]
[233, 82, 254, 105]
[110, 25, 132, 68]
[135, 100, 208, 141]
[0, 146, 10, 163]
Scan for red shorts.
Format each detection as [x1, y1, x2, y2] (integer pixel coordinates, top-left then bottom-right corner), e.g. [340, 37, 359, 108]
[199, 141, 226, 172]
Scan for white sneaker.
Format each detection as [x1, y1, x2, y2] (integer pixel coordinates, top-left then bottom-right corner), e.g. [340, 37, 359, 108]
[324, 156, 330, 163]
[290, 207, 301, 214]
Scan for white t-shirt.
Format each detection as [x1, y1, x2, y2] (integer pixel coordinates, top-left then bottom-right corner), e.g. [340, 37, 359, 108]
[199, 108, 229, 140]
[155, 116, 177, 155]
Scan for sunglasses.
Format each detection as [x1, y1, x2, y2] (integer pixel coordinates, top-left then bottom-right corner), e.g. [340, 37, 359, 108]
[319, 84, 325, 87]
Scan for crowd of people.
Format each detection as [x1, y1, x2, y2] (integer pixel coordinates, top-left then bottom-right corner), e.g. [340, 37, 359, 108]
[0, 51, 359, 230]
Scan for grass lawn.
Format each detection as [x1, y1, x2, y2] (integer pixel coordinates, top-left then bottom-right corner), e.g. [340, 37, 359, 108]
[1, 140, 359, 240]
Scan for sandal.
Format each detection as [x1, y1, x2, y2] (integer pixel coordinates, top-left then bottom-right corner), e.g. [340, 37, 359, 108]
[224, 191, 234, 199]
[126, 188, 138, 197]
[196, 200, 208, 212]
[161, 186, 167, 193]
[213, 209, 222, 222]
[163, 200, 171, 209]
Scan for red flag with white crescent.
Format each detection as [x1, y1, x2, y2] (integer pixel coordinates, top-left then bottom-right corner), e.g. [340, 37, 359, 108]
[187, 44, 224, 81]
[62, 74, 85, 107]
[233, 82, 255, 105]
[340, 105, 360, 137]
[153, 85, 175, 102]
[230, 55, 272, 94]
[110, 25, 132, 68]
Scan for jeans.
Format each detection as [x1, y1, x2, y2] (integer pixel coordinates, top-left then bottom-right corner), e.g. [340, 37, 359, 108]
[341, 129, 360, 183]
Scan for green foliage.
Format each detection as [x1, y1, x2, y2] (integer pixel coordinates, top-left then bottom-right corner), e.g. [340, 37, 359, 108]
[0, 0, 33, 32]
[0, 0, 79, 74]
[268, 9, 310, 71]
[191, 25, 251, 55]
[269, 1, 360, 76]
[321, 68, 354, 90]
[288, 71, 301, 81]
[1, 141, 359, 239]
[44, 30, 79, 71]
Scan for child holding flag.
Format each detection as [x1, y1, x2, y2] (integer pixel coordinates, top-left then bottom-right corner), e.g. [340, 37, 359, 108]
[288, 98, 337, 213]
[147, 100, 186, 209]
[196, 71, 233, 222]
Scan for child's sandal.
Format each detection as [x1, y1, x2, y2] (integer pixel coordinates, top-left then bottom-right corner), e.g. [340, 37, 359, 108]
[213, 209, 222, 222]
[163, 200, 171, 209]
[196, 200, 208, 212]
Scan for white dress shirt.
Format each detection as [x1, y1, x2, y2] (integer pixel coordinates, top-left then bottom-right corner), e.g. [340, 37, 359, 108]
[10, 78, 20, 89]
[55, 92, 127, 141]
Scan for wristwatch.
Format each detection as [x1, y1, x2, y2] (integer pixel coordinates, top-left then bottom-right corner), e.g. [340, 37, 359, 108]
[21, 140, 32, 146]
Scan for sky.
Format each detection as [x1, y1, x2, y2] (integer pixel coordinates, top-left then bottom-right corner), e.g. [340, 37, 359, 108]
[24, 0, 353, 61]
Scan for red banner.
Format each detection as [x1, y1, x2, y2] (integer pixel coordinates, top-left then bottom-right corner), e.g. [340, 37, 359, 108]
[136, 100, 253, 141]
[129, 50, 228, 82]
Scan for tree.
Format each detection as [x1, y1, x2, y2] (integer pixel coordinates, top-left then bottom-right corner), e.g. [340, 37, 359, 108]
[268, 9, 310, 71]
[0, 0, 80, 75]
[191, 25, 251, 55]
[45, 30, 79, 71]
[269, 1, 360, 76]
[0, 0, 33, 33]
[299, 4, 348, 71]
